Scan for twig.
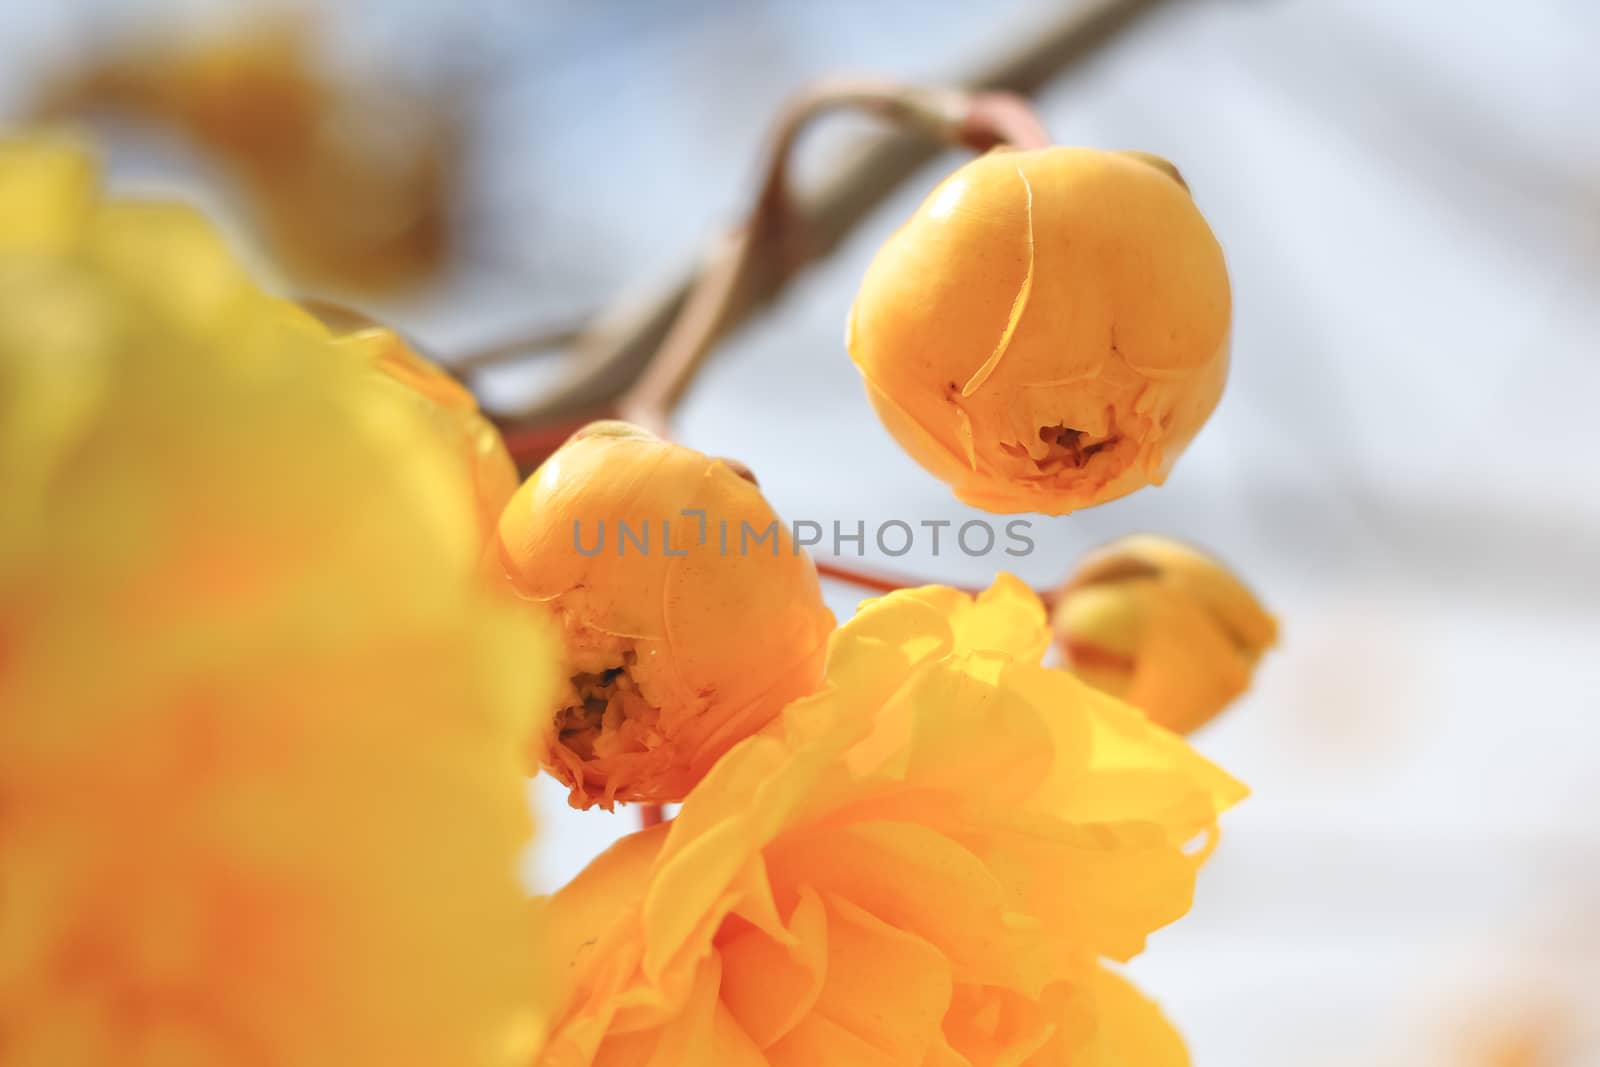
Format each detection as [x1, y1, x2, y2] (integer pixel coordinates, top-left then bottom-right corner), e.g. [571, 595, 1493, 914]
[617, 79, 1050, 429]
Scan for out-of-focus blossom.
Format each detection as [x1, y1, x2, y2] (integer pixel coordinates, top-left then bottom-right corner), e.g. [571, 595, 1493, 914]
[33, 19, 461, 292]
[0, 134, 552, 1066]
[305, 300, 518, 545]
[538, 575, 1244, 1065]
[1052, 535, 1278, 735]
[849, 147, 1230, 515]
[1456, 998, 1584, 1067]
[495, 421, 835, 811]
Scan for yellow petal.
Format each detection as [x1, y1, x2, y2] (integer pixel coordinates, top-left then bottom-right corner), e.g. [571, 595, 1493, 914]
[765, 820, 1031, 991]
[801, 892, 953, 1062]
[941, 984, 1058, 1066]
[1072, 967, 1191, 1067]
[844, 656, 1055, 802]
[893, 573, 1050, 664]
[957, 817, 1198, 964]
[543, 824, 669, 1009]
[766, 1012, 902, 1067]
[719, 887, 829, 1047]
[0, 134, 97, 252]
[1018, 666, 1246, 838]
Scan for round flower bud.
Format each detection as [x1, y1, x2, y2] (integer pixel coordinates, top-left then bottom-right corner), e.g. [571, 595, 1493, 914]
[848, 147, 1230, 514]
[493, 421, 836, 809]
[1052, 534, 1277, 734]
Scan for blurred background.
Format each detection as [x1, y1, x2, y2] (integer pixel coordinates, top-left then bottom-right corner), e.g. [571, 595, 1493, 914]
[4, 1, 1596, 1063]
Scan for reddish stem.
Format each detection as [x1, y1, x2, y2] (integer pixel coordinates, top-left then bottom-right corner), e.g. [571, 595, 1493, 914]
[814, 558, 924, 596]
[638, 803, 666, 830]
[959, 93, 1053, 152]
[815, 557, 1060, 609]
[1061, 639, 1134, 673]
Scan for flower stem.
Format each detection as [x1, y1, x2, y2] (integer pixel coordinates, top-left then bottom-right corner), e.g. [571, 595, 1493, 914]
[814, 558, 935, 596]
[815, 557, 1060, 609]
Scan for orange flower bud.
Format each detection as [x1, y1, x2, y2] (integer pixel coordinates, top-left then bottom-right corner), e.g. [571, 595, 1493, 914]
[848, 147, 1230, 514]
[1052, 534, 1277, 734]
[493, 421, 835, 809]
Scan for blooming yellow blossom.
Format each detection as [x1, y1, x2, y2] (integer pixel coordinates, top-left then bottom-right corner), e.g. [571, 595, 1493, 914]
[0, 134, 552, 1067]
[494, 421, 835, 811]
[538, 576, 1245, 1066]
[1053, 534, 1278, 734]
[848, 147, 1230, 515]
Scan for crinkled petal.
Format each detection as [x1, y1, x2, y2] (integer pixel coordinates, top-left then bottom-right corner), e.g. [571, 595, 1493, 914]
[802, 892, 953, 1061]
[893, 573, 1052, 664]
[1015, 665, 1246, 837]
[719, 887, 829, 1047]
[765, 820, 1038, 991]
[1071, 967, 1191, 1067]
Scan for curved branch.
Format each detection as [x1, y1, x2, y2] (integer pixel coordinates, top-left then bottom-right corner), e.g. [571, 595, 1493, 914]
[484, 0, 1174, 460]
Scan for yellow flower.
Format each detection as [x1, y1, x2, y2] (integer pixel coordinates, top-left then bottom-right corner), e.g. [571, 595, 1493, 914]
[848, 147, 1230, 515]
[1053, 535, 1278, 735]
[538, 576, 1245, 1066]
[0, 134, 552, 1066]
[494, 421, 836, 811]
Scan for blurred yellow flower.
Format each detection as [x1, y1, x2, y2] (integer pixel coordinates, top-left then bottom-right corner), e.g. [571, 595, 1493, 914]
[0, 135, 552, 1066]
[538, 576, 1245, 1066]
[32, 18, 460, 292]
[308, 302, 519, 546]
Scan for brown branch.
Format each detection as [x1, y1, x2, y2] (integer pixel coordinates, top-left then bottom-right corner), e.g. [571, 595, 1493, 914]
[484, 0, 1174, 457]
[618, 79, 1051, 430]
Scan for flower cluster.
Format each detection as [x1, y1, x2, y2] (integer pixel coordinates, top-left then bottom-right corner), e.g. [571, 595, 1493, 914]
[538, 577, 1245, 1065]
[514, 139, 1267, 1066]
[1, 109, 1273, 1067]
[0, 135, 551, 1067]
